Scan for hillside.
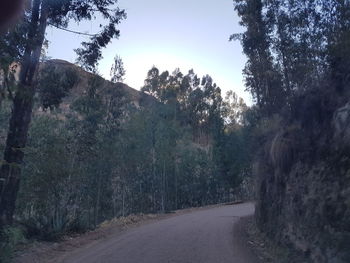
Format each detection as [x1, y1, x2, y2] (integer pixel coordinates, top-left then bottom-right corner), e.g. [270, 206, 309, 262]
[37, 59, 153, 112]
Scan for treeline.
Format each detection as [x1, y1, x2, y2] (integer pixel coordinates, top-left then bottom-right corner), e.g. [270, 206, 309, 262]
[0, 63, 252, 240]
[233, 0, 350, 262]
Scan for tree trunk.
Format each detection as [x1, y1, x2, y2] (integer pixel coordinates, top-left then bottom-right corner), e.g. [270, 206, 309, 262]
[161, 160, 166, 213]
[0, 0, 48, 227]
[122, 188, 125, 217]
[175, 160, 178, 209]
[94, 174, 102, 226]
[151, 146, 156, 211]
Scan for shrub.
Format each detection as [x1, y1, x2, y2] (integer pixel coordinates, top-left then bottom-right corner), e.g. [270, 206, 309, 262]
[0, 226, 26, 262]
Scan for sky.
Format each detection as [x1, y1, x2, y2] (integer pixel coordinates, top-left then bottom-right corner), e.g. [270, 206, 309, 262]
[46, 0, 251, 104]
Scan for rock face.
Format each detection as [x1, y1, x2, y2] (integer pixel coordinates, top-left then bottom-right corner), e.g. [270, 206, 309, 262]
[255, 97, 350, 263]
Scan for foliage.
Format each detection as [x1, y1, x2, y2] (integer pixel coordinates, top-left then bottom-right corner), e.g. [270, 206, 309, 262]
[233, 0, 350, 115]
[0, 226, 26, 263]
[5, 66, 253, 238]
[0, 0, 127, 229]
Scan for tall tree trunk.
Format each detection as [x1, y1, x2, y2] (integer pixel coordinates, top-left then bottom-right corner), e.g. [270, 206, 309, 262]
[0, 0, 48, 227]
[151, 146, 156, 211]
[175, 159, 178, 210]
[94, 174, 102, 226]
[161, 160, 166, 213]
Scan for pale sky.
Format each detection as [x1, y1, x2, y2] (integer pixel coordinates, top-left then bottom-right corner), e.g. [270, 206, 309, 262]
[45, 0, 251, 104]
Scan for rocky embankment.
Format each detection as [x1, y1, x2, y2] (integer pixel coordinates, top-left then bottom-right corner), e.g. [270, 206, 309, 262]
[255, 91, 350, 263]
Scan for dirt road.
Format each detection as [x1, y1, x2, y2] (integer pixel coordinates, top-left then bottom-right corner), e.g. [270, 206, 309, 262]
[56, 202, 258, 263]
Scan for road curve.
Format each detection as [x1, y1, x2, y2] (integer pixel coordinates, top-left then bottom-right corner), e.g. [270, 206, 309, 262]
[60, 203, 258, 263]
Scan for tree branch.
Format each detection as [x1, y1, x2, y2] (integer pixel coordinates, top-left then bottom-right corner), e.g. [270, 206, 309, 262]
[48, 23, 98, 37]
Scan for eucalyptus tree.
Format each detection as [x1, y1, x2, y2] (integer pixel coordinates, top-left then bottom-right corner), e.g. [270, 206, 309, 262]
[110, 55, 126, 83]
[232, 0, 350, 113]
[231, 0, 284, 115]
[0, 0, 126, 227]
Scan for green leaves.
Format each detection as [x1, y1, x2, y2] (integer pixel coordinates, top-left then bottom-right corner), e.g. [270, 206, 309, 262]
[75, 7, 126, 72]
[229, 33, 243, 42]
[233, 0, 350, 116]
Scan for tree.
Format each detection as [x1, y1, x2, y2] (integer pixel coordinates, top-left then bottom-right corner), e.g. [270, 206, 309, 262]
[0, 0, 126, 227]
[232, 0, 285, 115]
[223, 91, 247, 128]
[110, 55, 126, 83]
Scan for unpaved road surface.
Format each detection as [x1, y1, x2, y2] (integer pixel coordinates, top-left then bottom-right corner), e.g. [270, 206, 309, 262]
[58, 202, 258, 263]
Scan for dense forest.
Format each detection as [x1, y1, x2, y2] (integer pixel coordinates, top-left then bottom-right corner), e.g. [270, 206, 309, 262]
[0, 62, 252, 241]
